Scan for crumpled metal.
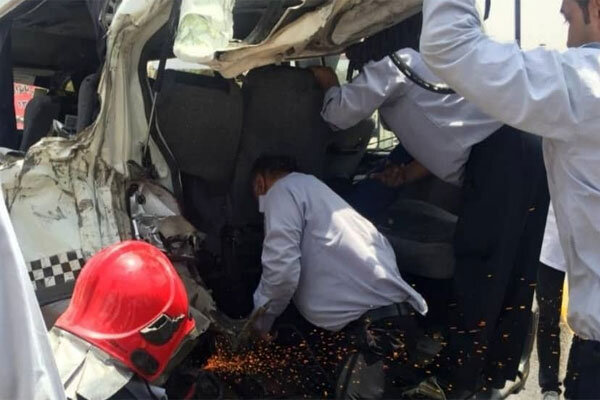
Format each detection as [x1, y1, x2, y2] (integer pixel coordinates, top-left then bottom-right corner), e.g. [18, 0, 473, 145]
[128, 179, 215, 335]
[49, 328, 135, 400]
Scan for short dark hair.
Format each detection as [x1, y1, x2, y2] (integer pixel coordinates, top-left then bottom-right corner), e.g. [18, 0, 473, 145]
[250, 155, 298, 180]
[576, 0, 590, 23]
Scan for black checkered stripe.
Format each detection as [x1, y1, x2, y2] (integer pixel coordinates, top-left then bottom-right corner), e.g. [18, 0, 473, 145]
[28, 250, 86, 290]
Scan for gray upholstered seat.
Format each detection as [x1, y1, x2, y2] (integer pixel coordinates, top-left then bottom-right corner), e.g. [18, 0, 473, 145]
[325, 118, 377, 180]
[156, 70, 244, 254]
[380, 199, 457, 280]
[230, 66, 332, 227]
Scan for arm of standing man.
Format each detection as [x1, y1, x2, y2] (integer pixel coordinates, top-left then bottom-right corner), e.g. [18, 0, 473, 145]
[312, 55, 411, 130]
[419, 0, 600, 140]
[252, 186, 303, 335]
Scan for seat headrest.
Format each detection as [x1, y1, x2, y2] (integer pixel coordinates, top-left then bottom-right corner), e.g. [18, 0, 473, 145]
[156, 71, 243, 194]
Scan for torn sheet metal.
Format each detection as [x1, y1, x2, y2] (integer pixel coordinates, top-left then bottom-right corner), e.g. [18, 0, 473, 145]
[209, 2, 334, 78]
[49, 328, 135, 400]
[0, 137, 130, 270]
[174, 0, 235, 63]
[330, 0, 422, 45]
[0, 0, 24, 19]
[0, 0, 172, 275]
[0, 0, 422, 299]
[129, 180, 182, 250]
[209, 0, 422, 78]
[124, 179, 246, 343]
[127, 179, 214, 334]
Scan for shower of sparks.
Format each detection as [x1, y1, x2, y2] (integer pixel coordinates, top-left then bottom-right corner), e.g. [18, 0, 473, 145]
[203, 329, 351, 397]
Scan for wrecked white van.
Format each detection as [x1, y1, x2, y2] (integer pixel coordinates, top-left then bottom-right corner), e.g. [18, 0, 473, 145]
[0, 0, 536, 398]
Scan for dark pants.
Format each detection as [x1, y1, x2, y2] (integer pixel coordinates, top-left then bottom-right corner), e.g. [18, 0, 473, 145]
[536, 263, 566, 394]
[564, 337, 600, 399]
[274, 304, 421, 399]
[439, 126, 549, 392]
[336, 312, 421, 399]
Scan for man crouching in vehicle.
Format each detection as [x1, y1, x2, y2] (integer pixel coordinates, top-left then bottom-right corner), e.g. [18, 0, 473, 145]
[250, 154, 429, 399]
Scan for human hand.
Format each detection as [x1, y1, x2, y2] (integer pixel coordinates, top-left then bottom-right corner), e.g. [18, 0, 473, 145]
[230, 303, 271, 352]
[310, 66, 340, 90]
[256, 329, 278, 343]
[371, 163, 407, 188]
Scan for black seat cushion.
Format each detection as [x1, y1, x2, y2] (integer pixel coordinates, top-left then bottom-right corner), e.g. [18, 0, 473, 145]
[156, 71, 244, 254]
[379, 199, 457, 280]
[76, 73, 101, 133]
[20, 95, 60, 152]
[325, 118, 377, 180]
[157, 71, 244, 195]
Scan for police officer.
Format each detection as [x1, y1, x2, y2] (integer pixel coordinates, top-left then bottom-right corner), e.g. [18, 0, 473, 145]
[313, 48, 550, 395]
[250, 155, 428, 399]
[420, 0, 600, 397]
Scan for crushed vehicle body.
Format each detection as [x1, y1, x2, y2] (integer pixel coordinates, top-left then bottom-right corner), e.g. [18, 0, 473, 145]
[0, 0, 539, 398]
[0, 0, 423, 286]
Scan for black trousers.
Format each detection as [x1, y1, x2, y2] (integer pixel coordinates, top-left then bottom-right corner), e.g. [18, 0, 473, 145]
[439, 126, 549, 392]
[335, 313, 421, 399]
[274, 304, 421, 399]
[564, 337, 600, 399]
[536, 263, 566, 394]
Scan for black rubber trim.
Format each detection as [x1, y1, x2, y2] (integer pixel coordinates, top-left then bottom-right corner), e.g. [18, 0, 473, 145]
[484, 0, 492, 20]
[389, 52, 456, 95]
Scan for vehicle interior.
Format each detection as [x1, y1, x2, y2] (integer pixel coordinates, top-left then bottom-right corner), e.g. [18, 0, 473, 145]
[0, 0, 535, 397]
[0, 0, 106, 151]
[138, 10, 536, 397]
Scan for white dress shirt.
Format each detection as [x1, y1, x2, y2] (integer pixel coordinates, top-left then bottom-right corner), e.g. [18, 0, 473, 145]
[0, 188, 65, 400]
[540, 205, 567, 273]
[253, 173, 427, 332]
[321, 48, 502, 186]
[421, 0, 600, 341]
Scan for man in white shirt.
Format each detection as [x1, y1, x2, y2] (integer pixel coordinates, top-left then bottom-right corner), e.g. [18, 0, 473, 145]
[314, 48, 502, 188]
[312, 49, 550, 395]
[250, 155, 428, 399]
[420, 0, 600, 397]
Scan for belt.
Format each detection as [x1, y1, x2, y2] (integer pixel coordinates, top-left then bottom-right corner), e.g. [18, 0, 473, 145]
[360, 302, 415, 324]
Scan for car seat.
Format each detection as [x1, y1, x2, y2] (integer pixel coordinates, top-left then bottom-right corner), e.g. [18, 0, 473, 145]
[379, 198, 457, 280]
[230, 66, 332, 227]
[20, 95, 60, 152]
[76, 72, 101, 133]
[325, 118, 377, 181]
[155, 70, 244, 255]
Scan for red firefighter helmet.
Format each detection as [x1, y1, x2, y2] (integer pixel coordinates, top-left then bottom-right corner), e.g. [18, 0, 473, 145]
[55, 241, 197, 382]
